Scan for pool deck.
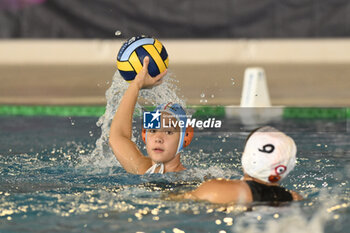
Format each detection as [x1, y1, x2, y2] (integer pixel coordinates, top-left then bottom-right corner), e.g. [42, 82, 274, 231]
[1, 39, 350, 107]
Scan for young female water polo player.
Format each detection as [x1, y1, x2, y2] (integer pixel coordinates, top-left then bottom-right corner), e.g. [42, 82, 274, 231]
[170, 126, 302, 204]
[109, 56, 193, 175]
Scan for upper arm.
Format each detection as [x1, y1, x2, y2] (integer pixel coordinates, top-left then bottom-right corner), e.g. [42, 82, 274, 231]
[108, 82, 152, 174]
[185, 179, 253, 204]
[109, 134, 151, 174]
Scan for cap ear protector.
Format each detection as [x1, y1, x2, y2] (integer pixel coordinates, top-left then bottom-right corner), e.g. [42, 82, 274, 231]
[142, 128, 146, 143]
[141, 126, 194, 147]
[183, 125, 194, 148]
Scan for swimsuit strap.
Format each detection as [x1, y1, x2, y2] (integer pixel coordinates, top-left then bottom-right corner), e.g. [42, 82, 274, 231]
[145, 163, 164, 174]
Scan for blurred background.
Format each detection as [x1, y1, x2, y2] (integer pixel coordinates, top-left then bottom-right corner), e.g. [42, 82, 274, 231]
[1, 0, 350, 106]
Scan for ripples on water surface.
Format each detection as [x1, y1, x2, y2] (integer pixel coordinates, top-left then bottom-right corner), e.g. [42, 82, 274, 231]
[1, 72, 349, 233]
[0, 115, 349, 233]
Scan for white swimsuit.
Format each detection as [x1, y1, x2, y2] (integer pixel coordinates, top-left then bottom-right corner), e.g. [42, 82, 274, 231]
[145, 163, 165, 174]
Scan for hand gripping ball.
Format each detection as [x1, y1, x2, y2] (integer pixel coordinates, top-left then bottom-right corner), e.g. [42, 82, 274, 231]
[117, 35, 169, 82]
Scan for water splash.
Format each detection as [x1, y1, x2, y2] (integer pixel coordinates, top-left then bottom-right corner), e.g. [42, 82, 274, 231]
[85, 71, 185, 169]
[232, 189, 344, 233]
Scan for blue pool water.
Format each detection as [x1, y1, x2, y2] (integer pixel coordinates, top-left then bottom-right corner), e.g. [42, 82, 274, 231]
[0, 116, 349, 233]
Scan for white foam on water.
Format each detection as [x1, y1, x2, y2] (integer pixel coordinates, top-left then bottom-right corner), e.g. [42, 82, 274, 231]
[82, 70, 185, 170]
[232, 189, 339, 233]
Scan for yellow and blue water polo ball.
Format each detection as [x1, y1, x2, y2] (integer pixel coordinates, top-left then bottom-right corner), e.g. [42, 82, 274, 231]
[117, 35, 169, 82]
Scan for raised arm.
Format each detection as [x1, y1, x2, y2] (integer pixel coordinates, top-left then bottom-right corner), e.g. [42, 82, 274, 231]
[109, 56, 167, 174]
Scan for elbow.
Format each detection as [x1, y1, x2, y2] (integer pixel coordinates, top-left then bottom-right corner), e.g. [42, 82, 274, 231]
[109, 127, 121, 147]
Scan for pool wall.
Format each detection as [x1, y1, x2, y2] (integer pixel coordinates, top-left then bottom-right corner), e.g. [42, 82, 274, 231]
[1, 39, 350, 106]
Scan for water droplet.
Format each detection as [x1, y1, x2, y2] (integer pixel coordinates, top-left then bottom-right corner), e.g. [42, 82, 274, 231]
[230, 77, 235, 85]
[223, 217, 233, 224]
[115, 30, 122, 36]
[211, 94, 215, 98]
[200, 93, 205, 98]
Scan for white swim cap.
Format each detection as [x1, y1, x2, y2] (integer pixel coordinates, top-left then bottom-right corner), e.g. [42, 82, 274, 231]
[241, 126, 297, 183]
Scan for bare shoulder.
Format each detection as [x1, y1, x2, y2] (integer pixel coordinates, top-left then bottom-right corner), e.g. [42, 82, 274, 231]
[199, 178, 248, 188]
[290, 190, 303, 201]
[186, 178, 253, 204]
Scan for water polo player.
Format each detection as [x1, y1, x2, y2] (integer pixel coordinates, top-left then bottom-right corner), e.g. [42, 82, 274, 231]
[109, 56, 193, 174]
[170, 126, 302, 204]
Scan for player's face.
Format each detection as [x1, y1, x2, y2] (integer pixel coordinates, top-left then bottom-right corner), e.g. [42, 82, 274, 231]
[146, 113, 180, 163]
